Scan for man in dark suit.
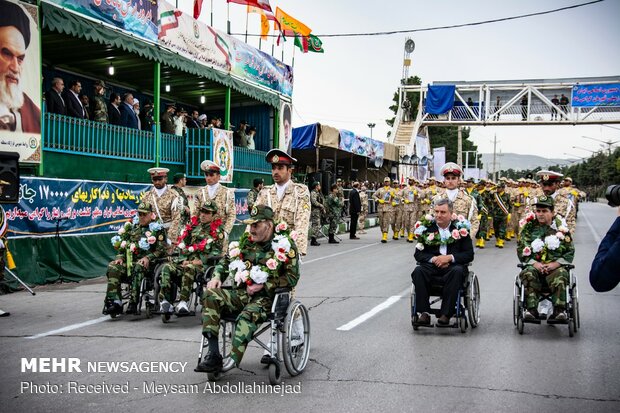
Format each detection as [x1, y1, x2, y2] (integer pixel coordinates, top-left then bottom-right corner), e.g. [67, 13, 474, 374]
[108, 93, 121, 125]
[412, 197, 474, 325]
[119, 92, 139, 129]
[62, 80, 87, 119]
[590, 207, 620, 292]
[348, 181, 361, 239]
[45, 77, 66, 115]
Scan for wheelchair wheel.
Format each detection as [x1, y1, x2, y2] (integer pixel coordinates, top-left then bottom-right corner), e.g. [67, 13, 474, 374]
[410, 284, 418, 331]
[268, 363, 282, 385]
[282, 300, 310, 377]
[459, 316, 467, 333]
[517, 317, 524, 335]
[161, 313, 171, 323]
[513, 275, 521, 326]
[467, 273, 480, 328]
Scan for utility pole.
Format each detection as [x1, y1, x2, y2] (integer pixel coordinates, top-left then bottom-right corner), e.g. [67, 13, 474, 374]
[457, 126, 463, 166]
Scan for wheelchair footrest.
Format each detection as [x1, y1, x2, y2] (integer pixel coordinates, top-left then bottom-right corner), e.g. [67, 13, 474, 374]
[175, 311, 195, 317]
[435, 321, 457, 328]
[412, 322, 435, 328]
[523, 318, 542, 324]
[546, 318, 568, 325]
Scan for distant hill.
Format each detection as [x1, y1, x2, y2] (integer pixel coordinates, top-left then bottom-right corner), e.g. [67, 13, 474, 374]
[479, 153, 568, 172]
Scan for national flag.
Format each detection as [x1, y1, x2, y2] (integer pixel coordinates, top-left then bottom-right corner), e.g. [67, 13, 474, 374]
[248, 5, 275, 40]
[228, 0, 272, 13]
[275, 7, 311, 37]
[294, 34, 324, 53]
[159, 9, 183, 38]
[194, 0, 203, 19]
[294, 34, 308, 53]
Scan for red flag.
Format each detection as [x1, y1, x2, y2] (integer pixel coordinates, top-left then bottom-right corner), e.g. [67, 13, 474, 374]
[194, 0, 203, 19]
[228, 0, 272, 13]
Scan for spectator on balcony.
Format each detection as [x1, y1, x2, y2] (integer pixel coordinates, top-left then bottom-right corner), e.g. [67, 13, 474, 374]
[494, 96, 501, 120]
[45, 77, 66, 116]
[520, 94, 528, 121]
[206, 116, 220, 130]
[80, 94, 91, 120]
[63, 80, 87, 119]
[551, 94, 559, 121]
[246, 126, 256, 150]
[119, 92, 139, 129]
[560, 94, 569, 119]
[187, 110, 201, 129]
[91, 80, 108, 123]
[133, 98, 141, 130]
[141, 101, 154, 132]
[0, 2, 41, 133]
[198, 113, 207, 128]
[233, 120, 248, 147]
[108, 93, 122, 126]
[174, 107, 186, 136]
[161, 103, 176, 134]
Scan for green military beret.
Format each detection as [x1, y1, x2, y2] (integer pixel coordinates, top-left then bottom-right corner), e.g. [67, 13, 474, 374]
[137, 202, 153, 213]
[243, 204, 274, 224]
[534, 195, 554, 209]
[200, 201, 217, 214]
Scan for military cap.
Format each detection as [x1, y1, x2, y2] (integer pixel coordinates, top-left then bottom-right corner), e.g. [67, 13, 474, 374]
[199, 201, 217, 213]
[94, 80, 106, 88]
[336, 178, 343, 182]
[240, 120, 248, 125]
[0, 0, 31, 48]
[166, 103, 176, 110]
[428, 176, 437, 182]
[465, 177, 475, 183]
[536, 170, 563, 184]
[312, 181, 321, 188]
[564, 177, 573, 183]
[534, 195, 554, 209]
[200, 160, 222, 173]
[265, 149, 296, 166]
[383, 176, 391, 182]
[137, 202, 153, 213]
[253, 178, 264, 187]
[173, 172, 186, 181]
[147, 167, 169, 177]
[244, 204, 275, 224]
[440, 162, 463, 177]
[499, 176, 508, 182]
[517, 178, 526, 183]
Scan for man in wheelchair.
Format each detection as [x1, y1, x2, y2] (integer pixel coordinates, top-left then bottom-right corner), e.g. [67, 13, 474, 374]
[196, 205, 300, 373]
[517, 195, 574, 321]
[104, 202, 167, 316]
[158, 201, 225, 315]
[412, 198, 474, 326]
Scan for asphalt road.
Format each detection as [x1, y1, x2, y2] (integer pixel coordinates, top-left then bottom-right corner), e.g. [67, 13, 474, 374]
[1, 202, 619, 413]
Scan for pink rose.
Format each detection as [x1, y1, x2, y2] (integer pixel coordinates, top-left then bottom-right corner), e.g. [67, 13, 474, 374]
[290, 230, 299, 241]
[120, 240, 127, 249]
[229, 248, 241, 258]
[118, 227, 125, 235]
[451, 213, 457, 221]
[276, 222, 288, 232]
[275, 251, 288, 262]
[266, 258, 278, 270]
[556, 231, 565, 240]
[427, 233, 435, 241]
[457, 214, 465, 222]
[522, 246, 532, 257]
[129, 243, 137, 252]
[451, 229, 460, 239]
[147, 236, 156, 244]
[459, 228, 468, 237]
[145, 231, 152, 238]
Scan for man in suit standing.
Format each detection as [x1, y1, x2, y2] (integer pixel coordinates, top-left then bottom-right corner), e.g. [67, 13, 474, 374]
[108, 93, 121, 125]
[63, 80, 87, 119]
[45, 77, 66, 115]
[411, 197, 474, 326]
[119, 92, 139, 129]
[348, 181, 361, 239]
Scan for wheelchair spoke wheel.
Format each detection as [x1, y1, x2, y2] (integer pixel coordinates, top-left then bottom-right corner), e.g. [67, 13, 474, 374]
[467, 274, 480, 328]
[282, 300, 310, 377]
[513, 275, 521, 326]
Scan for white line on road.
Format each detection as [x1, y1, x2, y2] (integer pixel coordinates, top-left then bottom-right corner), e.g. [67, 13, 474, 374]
[581, 210, 602, 244]
[302, 242, 379, 265]
[26, 316, 109, 340]
[336, 287, 410, 331]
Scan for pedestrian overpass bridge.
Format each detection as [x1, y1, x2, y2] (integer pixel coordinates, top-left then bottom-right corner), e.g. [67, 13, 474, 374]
[390, 76, 620, 151]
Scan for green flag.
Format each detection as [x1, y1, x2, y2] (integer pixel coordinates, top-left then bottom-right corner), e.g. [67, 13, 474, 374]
[308, 34, 324, 53]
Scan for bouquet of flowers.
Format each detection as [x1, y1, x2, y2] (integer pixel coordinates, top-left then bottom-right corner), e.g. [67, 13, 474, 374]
[110, 217, 163, 255]
[176, 216, 223, 255]
[520, 218, 571, 263]
[413, 213, 471, 251]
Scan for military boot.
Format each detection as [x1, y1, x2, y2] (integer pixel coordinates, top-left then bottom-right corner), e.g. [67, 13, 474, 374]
[407, 233, 414, 243]
[400, 229, 405, 237]
[311, 237, 320, 246]
[495, 239, 504, 248]
[392, 231, 399, 240]
[381, 232, 388, 243]
[476, 238, 485, 249]
[328, 234, 339, 244]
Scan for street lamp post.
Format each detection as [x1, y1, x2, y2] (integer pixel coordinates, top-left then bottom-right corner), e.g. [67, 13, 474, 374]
[581, 136, 619, 156]
[367, 123, 376, 138]
[572, 145, 598, 154]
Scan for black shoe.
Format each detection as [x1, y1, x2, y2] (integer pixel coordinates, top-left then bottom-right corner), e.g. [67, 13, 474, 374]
[436, 315, 450, 325]
[196, 353, 223, 373]
[260, 354, 271, 365]
[350, 236, 360, 240]
[416, 312, 431, 325]
[126, 302, 138, 315]
[310, 237, 320, 246]
[105, 302, 122, 316]
[328, 235, 339, 244]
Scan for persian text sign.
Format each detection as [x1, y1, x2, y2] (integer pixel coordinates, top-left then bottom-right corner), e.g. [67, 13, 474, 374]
[5, 177, 151, 238]
[571, 83, 620, 107]
[47, 0, 159, 42]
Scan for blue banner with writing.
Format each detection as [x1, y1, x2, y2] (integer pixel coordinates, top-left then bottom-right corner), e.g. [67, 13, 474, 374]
[571, 83, 620, 107]
[5, 177, 151, 238]
[47, 0, 159, 42]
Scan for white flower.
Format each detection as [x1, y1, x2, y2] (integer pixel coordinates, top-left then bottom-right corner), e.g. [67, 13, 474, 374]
[234, 269, 249, 286]
[229, 248, 241, 258]
[425, 214, 433, 221]
[118, 227, 126, 235]
[207, 238, 213, 244]
[250, 266, 269, 284]
[188, 246, 195, 253]
[120, 240, 127, 249]
[555, 231, 565, 241]
[177, 242, 186, 250]
[558, 225, 569, 234]
[415, 243, 425, 251]
[544, 235, 561, 250]
[531, 238, 545, 253]
[272, 235, 291, 253]
[229, 259, 246, 274]
[229, 241, 240, 250]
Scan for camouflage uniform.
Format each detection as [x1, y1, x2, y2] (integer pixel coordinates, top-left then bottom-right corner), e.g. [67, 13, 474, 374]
[143, 186, 182, 243]
[472, 186, 489, 241]
[518, 215, 574, 309]
[326, 192, 343, 236]
[171, 185, 190, 236]
[490, 188, 511, 241]
[255, 182, 311, 254]
[92, 95, 108, 123]
[310, 189, 326, 238]
[246, 187, 260, 211]
[372, 184, 394, 234]
[391, 186, 403, 238]
[105, 221, 167, 304]
[358, 189, 368, 231]
[202, 233, 300, 366]
[400, 184, 419, 240]
[553, 191, 577, 235]
[193, 185, 236, 234]
[159, 220, 225, 303]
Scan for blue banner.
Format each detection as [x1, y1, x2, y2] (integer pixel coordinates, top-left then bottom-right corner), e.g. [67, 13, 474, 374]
[425, 85, 456, 114]
[571, 83, 620, 107]
[5, 177, 151, 238]
[47, 0, 158, 42]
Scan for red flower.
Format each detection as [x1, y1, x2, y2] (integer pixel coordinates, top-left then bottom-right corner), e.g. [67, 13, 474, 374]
[245, 279, 253, 286]
[198, 238, 208, 251]
[190, 216, 199, 226]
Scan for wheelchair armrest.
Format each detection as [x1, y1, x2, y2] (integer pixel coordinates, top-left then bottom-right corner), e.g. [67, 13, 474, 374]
[517, 263, 526, 269]
[275, 287, 292, 294]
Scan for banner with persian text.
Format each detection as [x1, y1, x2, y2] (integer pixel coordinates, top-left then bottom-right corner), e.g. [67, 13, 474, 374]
[571, 83, 620, 107]
[46, 0, 159, 42]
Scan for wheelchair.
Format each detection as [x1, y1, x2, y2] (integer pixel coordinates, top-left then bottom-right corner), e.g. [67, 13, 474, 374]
[102, 260, 161, 319]
[152, 257, 219, 323]
[194, 287, 311, 385]
[410, 263, 480, 333]
[513, 263, 580, 337]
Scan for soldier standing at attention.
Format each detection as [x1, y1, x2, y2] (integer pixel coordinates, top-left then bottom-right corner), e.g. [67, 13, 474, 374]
[171, 172, 190, 234]
[310, 182, 326, 246]
[194, 160, 236, 236]
[401, 177, 420, 243]
[246, 178, 264, 211]
[91, 80, 108, 123]
[536, 170, 576, 235]
[490, 180, 511, 248]
[358, 184, 369, 234]
[372, 177, 394, 243]
[143, 167, 182, 245]
[254, 149, 311, 255]
[326, 184, 342, 244]
[390, 180, 403, 240]
[473, 179, 490, 248]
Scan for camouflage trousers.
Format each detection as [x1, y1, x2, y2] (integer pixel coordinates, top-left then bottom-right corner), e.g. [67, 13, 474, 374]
[105, 261, 153, 303]
[202, 288, 272, 366]
[391, 208, 403, 232]
[327, 215, 338, 235]
[358, 212, 367, 230]
[378, 210, 392, 232]
[310, 211, 322, 237]
[159, 261, 202, 302]
[519, 265, 569, 309]
[401, 207, 417, 233]
[492, 214, 508, 239]
[477, 213, 489, 239]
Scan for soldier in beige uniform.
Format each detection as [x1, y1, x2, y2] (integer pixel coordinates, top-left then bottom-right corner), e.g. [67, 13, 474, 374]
[143, 167, 182, 244]
[401, 177, 420, 243]
[372, 177, 395, 243]
[254, 149, 311, 255]
[422, 177, 440, 216]
[358, 185, 369, 234]
[432, 163, 479, 238]
[390, 180, 403, 240]
[193, 160, 236, 235]
[536, 170, 577, 234]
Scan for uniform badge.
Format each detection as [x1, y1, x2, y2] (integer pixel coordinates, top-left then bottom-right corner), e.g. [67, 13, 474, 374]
[245, 260, 252, 269]
[272, 154, 280, 163]
[158, 235, 164, 241]
[251, 206, 258, 216]
[542, 174, 549, 181]
[288, 249, 296, 258]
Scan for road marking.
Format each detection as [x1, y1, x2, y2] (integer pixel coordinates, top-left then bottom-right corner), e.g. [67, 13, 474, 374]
[302, 242, 379, 265]
[581, 210, 602, 244]
[337, 288, 409, 331]
[26, 316, 109, 340]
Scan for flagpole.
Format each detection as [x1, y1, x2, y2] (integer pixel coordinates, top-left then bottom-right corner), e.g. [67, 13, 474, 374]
[271, 32, 275, 57]
[210, 0, 213, 26]
[227, 2, 230, 34]
[292, 38, 296, 67]
[244, 9, 249, 43]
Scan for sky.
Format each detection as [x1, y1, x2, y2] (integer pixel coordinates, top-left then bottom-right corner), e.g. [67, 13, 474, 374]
[183, 0, 620, 159]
